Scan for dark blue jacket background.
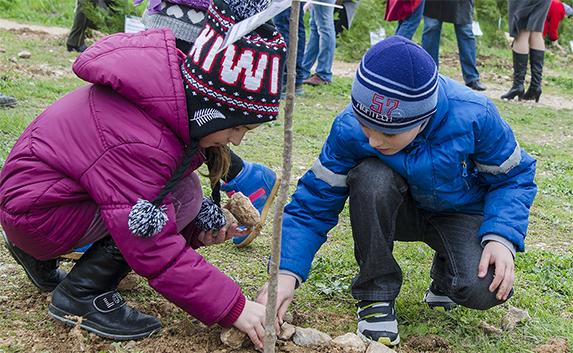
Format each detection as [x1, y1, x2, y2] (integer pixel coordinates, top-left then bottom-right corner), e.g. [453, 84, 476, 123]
[280, 76, 538, 282]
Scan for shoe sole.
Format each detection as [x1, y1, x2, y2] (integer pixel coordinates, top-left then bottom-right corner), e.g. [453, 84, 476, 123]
[357, 329, 400, 346]
[48, 304, 161, 341]
[1, 231, 55, 292]
[426, 301, 457, 311]
[234, 176, 282, 248]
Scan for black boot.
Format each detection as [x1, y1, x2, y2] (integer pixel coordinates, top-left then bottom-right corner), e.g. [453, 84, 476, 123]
[2, 231, 66, 292]
[523, 49, 544, 103]
[501, 51, 528, 101]
[49, 237, 161, 340]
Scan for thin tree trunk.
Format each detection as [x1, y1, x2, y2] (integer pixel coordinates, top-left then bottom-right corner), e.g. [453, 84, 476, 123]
[263, 1, 301, 352]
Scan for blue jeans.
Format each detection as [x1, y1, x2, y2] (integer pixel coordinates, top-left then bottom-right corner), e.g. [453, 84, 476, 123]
[302, 0, 336, 82]
[273, 3, 306, 86]
[395, 0, 425, 40]
[347, 159, 508, 310]
[421, 16, 480, 84]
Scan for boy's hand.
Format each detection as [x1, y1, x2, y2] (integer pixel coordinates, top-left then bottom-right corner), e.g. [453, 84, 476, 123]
[478, 241, 515, 301]
[256, 274, 297, 324]
[232, 300, 279, 350]
[197, 223, 249, 246]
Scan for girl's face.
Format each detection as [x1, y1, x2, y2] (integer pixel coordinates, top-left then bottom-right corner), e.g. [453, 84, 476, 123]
[361, 124, 422, 155]
[199, 124, 261, 148]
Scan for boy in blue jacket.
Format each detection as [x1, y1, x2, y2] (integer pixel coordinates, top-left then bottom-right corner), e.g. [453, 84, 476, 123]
[257, 36, 537, 346]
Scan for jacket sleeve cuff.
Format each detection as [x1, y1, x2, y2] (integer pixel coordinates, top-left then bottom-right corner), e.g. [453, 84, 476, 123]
[218, 293, 246, 328]
[481, 234, 517, 258]
[279, 270, 302, 289]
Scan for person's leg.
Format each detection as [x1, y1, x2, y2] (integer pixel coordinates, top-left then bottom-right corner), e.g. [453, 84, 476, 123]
[501, 31, 530, 100]
[66, 0, 90, 52]
[273, 7, 291, 88]
[395, 0, 425, 40]
[454, 23, 480, 85]
[421, 16, 442, 67]
[301, 6, 320, 80]
[312, 0, 336, 82]
[348, 158, 424, 346]
[523, 33, 545, 102]
[423, 213, 509, 310]
[221, 150, 280, 248]
[295, 3, 307, 89]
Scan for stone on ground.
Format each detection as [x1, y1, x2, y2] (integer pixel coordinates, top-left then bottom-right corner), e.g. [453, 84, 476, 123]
[534, 338, 569, 353]
[279, 322, 296, 341]
[292, 327, 332, 347]
[17, 50, 31, 59]
[365, 341, 398, 353]
[332, 333, 366, 352]
[220, 327, 248, 349]
[478, 320, 503, 335]
[501, 306, 531, 331]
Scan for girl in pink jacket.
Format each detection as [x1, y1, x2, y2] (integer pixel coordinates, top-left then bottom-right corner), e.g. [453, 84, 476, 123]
[0, 0, 284, 348]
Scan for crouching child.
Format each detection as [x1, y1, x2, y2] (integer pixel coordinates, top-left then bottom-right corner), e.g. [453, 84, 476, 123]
[257, 36, 537, 346]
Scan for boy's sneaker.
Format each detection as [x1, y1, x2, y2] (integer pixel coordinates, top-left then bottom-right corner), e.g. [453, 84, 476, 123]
[423, 285, 457, 311]
[221, 161, 280, 248]
[356, 300, 400, 346]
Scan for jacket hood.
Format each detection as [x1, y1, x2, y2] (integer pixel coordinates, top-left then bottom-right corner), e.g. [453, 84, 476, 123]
[72, 28, 190, 144]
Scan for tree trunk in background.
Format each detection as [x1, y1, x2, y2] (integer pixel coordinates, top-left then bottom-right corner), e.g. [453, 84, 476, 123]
[263, 1, 301, 352]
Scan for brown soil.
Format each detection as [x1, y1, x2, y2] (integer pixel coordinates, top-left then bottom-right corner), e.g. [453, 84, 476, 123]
[534, 338, 570, 353]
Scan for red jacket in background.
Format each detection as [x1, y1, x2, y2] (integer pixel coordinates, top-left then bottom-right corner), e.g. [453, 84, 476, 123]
[544, 0, 566, 41]
[385, 0, 423, 21]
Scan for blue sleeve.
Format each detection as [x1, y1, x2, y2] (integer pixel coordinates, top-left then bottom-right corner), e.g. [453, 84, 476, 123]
[279, 114, 363, 281]
[474, 100, 537, 251]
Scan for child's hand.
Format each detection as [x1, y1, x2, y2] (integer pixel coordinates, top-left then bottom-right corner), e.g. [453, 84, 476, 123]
[233, 300, 279, 350]
[196, 223, 249, 246]
[478, 241, 515, 301]
[255, 274, 297, 324]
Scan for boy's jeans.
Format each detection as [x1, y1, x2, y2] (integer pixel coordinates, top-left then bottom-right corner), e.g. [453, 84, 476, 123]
[395, 0, 425, 40]
[273, 2, 306, 86]
[421, 16, 480, 85]
[347, 158, 508, 310]
[301, 0, 336, 82]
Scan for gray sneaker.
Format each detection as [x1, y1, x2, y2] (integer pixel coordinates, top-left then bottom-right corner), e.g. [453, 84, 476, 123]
[356, 300, 400, 346]
[423, 286, 457, 311]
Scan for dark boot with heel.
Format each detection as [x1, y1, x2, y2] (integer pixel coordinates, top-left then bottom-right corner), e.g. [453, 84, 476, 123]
[2, 231, 66, 292]
[501, 51, 528, 101]
[522, 48, 544, 103]
[49, 237, 161, 340]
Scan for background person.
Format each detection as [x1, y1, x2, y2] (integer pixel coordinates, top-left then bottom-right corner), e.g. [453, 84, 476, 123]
[543, 0, 573, 51]
[384, 0, 425, 40]
[501, 0, 551, 102]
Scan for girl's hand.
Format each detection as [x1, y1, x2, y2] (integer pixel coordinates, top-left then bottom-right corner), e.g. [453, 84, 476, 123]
[197, 223, 250, 246]
[233, 300, 280, 350]
[256, 274, 296, 324]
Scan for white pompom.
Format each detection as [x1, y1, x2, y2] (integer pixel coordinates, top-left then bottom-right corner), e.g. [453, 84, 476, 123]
[128, 199, 168, 238]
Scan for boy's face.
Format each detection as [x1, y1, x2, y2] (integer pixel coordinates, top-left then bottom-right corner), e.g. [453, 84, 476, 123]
[361, 124, 422, 155]
[199, 124, 261, 148]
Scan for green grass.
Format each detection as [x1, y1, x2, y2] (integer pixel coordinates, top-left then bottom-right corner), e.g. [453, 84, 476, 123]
[1, 7, 573, 353]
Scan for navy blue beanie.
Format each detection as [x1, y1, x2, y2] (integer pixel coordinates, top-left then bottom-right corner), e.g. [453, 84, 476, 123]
[351, 35, 438, 134]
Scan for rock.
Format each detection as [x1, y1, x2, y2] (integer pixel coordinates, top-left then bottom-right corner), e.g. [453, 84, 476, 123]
[18, 50, 31, 59]
[366, 341, 398, 353]
[279, 322, 296, 341]
[292, 327, 332, 347]
[283, 311, 294, 323]
[225, 192, 260, 226]
[222, 208, 238, 225]
[117, 272, 139, 291]
[501, 306, 531, 331]
[220, 327, 248, 349]
[478, 320, 502, 335]
[534, 338, 569, 353]
[0, 47, 6, 53]
[332, 333, 366, 352]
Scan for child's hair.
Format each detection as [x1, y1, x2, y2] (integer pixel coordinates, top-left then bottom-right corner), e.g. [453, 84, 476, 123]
[204, 145, 231, 188]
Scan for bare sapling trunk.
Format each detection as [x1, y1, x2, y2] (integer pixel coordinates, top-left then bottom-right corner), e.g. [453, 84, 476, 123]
[263, 1, 301, 352]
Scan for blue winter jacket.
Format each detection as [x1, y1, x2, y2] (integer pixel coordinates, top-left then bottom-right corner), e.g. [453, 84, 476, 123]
[280, 76, 537, 282]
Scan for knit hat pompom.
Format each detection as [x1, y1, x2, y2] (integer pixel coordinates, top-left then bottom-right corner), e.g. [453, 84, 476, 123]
[181, 0, 287, 140]
[128, 199, 169, 237]
[351, 35, 439, 134]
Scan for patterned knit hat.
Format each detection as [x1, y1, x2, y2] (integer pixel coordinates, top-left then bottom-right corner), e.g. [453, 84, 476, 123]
[140, 0, 208, 44]
[351, 36, 438, 134]
[181, 0, 286, 140]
